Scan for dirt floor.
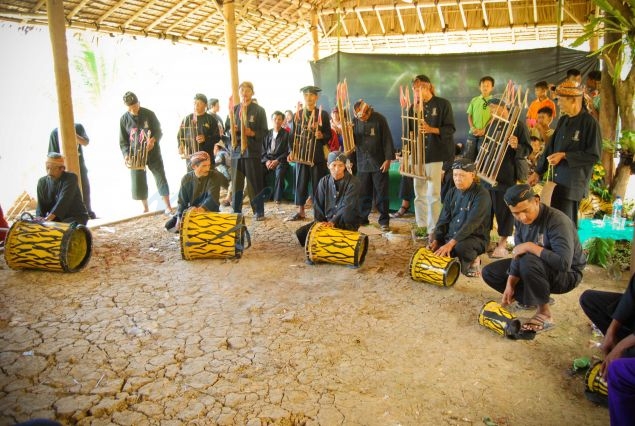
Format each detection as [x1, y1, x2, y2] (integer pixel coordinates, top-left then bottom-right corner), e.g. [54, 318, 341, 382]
[0, 201, 624, 425]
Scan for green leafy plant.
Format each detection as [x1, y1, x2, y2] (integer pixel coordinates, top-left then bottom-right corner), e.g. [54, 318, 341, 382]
[585, 237, 615, 268]
[413, 226, 427, 238]
[617, 130, 635, 155]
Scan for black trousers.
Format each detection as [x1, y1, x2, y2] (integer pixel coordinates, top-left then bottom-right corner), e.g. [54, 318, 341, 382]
[445, 235, 487, 273]
[263, 163, 288, 202]
[294, 162, 328, 206]
[550, 185, 579, 227]
[358, 171, 390, 226]
[397, 176, 414, 203]
[131, 144, 169, 200]
[232, 157, 265, 215]
[490, 189, 514, 237]
[482, 255, 581, 305]
[579, 277, 635, 357]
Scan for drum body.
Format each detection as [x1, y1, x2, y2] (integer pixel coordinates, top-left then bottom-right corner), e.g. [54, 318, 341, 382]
[585, 361, 608, 396]
[4, 220, 92, 272]
[409, 247, 460, 287]
[180, 210, 247, 260]
[478, 301, 522, 337]
[305, 222, 368, 267]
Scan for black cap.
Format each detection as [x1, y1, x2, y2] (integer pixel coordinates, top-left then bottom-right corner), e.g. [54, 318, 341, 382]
[504, 184, 538, 207]
[123, 91, 139, 106]
[194, 93, 208, 104]
[451, 157, 476, 172]
[300, 85, 321, 94]
[487, 97, 507, 107]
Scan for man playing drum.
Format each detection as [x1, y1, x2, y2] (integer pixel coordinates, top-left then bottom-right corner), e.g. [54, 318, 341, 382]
[36, 153, 89, 225]
[295, 152, 362, 247]
[165, 151, 227, 232]
[430, 158, 491, 277]
[482, 184, 586, 333]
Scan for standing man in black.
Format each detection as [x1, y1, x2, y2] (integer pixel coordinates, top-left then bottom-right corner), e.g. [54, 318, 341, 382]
[119, 91, 173, 214]
[262, 111, 290, 204]
[176, 93, 220, 170]
[49, 123, 96, 219]
[229, 81, 268, 221]
[352, 99, 395, 232]
[528, 81, 602, 226]
[287, 85, 331, 221]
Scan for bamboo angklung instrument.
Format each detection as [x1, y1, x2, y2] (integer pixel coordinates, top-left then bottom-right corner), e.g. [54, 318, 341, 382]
[336, 79, 356, 154]
[399, 85, 428, 180]
[475, 80, 529, 186]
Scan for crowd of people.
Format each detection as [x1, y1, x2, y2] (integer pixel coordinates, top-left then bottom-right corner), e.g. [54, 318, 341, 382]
[3, 66, 633, 423]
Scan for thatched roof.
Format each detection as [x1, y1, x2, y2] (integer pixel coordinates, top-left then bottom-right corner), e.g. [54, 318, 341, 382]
[0, 0, 594, 58]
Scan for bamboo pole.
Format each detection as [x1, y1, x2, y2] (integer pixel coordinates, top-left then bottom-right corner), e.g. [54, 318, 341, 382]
[47, 0, 82, 193]
[223, 0, 240, 138]
[311, 7, 319, 62]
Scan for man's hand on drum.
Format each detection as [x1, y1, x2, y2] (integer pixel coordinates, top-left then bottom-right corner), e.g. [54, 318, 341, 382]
[322, 221, 335, 228]
[432, 239, 456, 258]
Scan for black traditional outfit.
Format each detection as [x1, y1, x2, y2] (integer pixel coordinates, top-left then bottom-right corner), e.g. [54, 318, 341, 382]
[230, 101, 268, 217]
[49, 124, 95, 218]
[291, 107, 331, 207]
[177, 112, 221, 170]
[261, 127, 290, 202]
[433, 181, 491, 273]
[36, 171, 89, 225]
[482, 202, 585, 306]
[535, 106, 601, 226]
[119, 106, 170, 201]
[353, 109, 395, 227]
[296, 170, 362, 246]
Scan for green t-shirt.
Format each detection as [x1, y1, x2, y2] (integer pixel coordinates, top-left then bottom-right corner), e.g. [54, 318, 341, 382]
[466, 95, 492, 134]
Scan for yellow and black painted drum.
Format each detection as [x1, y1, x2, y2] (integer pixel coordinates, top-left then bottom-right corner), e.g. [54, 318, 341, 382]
[180, 210, 250, 260]
[4, 218, 92, 272]
[585, 361, 608, 396]
[478, 300, 522, 337]
[409, 247, 460, 287]
[305, 222, 368, 268]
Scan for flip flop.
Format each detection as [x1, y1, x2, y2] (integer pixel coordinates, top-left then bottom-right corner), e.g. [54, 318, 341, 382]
[285, 213, 305, 222]
[521, 313, 556, 333]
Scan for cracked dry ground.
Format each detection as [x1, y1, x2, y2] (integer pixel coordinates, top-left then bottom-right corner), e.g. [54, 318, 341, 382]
[0, 204, 618, 425]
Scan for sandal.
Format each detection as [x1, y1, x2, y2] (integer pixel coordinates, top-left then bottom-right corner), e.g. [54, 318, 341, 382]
[464, 258, 481, 277]
[521, 313, 556, 333]
[285, 212, 306, 222]
[390, 207, 408, 218]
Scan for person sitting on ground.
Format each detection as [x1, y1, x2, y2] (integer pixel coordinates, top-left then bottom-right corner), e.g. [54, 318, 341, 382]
[36, 153, 89, 225]
[214, 140, 232, 206]
[165, 151, 226, 232]
[482, 184, 586, 333]
[607, 358, 635, 425]
[580, 273, 635, 377]
[295, 152, 362, 247]
[429, 158, 491, 277]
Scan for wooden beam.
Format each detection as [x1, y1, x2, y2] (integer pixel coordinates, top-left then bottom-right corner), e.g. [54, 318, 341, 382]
[396, 7, 405, 34]
[97, 0, 128, 26]
[355, 8, 368, 36]
[458, 1, 468, 30]
[374, 6, 386, 35]
[311, 7, 319, 62]
[47, 0, 81, 190]
[416, 4, 426, 33]
[145, 0, 189, 32]
[68, 0, 91, 20]
[123, 0, 160, 28]
[223, 0, 239, 122]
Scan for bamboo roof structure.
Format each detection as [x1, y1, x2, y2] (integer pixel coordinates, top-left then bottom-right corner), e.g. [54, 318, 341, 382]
[0, 0, 595, 58]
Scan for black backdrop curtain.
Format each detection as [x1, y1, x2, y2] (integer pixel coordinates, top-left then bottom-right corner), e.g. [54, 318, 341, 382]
[311, 47, 598, 149]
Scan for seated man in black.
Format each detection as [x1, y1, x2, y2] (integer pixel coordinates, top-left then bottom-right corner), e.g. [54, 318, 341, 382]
[482, 184, 586, 333]
[580, 274, 635, 376]
[261, 111, 290, 204]
[36, 153, 89, 225]
[165, 151, 227, 232]
[430, 158, 491, 277]
[296, 151, 362, 246]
